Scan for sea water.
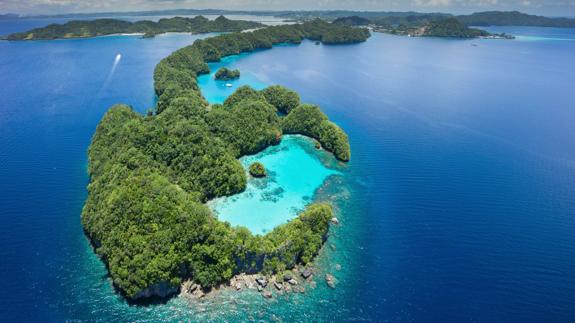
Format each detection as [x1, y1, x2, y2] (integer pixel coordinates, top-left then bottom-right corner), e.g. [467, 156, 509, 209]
[1, 21, 575, 321]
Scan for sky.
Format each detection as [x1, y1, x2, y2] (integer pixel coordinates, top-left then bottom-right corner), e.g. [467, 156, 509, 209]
[1, 0, 574, 17]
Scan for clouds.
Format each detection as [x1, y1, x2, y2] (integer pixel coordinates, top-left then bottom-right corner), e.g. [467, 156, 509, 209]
[1, 0, 574, 16]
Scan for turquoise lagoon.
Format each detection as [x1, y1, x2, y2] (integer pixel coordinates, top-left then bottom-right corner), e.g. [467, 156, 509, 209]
[209, 135, 341, 234]
[200, 47, 343, 234]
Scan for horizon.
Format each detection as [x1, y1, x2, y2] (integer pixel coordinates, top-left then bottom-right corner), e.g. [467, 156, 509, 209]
[1, 1, 575, 18]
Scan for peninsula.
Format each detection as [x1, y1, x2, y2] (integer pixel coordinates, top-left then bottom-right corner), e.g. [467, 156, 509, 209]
[4, 15, 263, 40]
[82, 19, 368, 300]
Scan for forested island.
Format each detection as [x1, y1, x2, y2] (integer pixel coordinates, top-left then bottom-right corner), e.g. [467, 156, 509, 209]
[275, 10, 575, 28]
[289, 10, 575, 39]
[457, 11, 575, 28]
[3, 15, 262, 40]
[249, 162, 267, 177]
[215, 67, 241, 80]
[82, 19, 368, 300]
[373, 17, 514, 39]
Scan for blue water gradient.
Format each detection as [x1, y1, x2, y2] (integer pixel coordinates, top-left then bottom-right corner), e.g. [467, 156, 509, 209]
[1, 22, 575, 321]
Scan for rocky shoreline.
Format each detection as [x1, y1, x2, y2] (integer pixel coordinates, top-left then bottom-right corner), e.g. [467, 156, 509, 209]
[180, 264, 341, 301]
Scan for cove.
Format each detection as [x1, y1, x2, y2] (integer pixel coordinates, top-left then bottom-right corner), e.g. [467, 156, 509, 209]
[208, 135, 340, 234]
[197, 44, 299, 104]
[197, 53, 268, 104]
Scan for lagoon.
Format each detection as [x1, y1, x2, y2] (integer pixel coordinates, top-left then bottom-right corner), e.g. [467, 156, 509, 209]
[209, 135, 340, 235]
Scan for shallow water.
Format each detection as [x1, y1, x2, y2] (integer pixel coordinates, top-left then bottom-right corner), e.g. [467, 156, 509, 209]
[209, 135, 341, 234]
[197, 53, 268, 104]
[1, 22, 575, 321]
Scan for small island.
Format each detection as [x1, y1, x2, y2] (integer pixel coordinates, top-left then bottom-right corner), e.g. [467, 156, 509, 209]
[249, 162, 267, 177]
[4, 15, 263, 40]
[215, 67, 241, 81]
[82, 19, 368, 301]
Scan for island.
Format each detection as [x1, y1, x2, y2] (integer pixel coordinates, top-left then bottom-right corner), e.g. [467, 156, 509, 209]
[3, 15, 263, 40]
[457, 11, 575, 28]
[215, 67, 241, 81]
[249, 162, 267, 177]
[374, 17, 513, 39]
[82, 19, 368, 300]
[275, 10, 575, 28]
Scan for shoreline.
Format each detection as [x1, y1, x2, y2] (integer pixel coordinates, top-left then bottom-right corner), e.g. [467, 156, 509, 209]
[180, 264, 336, 301]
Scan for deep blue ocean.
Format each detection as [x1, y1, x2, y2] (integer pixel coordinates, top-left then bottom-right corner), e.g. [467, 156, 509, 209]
[1, 18, 575, 321]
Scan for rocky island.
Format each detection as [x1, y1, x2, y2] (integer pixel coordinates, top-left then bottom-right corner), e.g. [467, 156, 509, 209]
[215, 67, 241, 81]
[3, 15, 262, 40]
[81, 19, 369, 300]
[249, 162, 266, 177]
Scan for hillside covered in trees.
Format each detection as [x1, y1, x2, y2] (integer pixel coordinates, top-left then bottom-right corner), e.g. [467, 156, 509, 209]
[82, 19, 368, 300]
[457, 11, 575, 28]
[4, 15, 263, 40]
[276, 10, 575, 28]
[374, 17, 494, 38]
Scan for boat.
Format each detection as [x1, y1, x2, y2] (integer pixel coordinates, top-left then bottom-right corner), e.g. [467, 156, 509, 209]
[226, 83, 233, 87]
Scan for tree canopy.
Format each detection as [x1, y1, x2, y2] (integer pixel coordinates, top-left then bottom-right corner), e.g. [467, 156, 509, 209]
[214, 67, 241, 81]
[6, 15, 263, 40]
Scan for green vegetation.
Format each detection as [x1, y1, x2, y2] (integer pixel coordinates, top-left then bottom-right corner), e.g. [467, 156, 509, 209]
[374, 17, 504, 39]
[215, 67, 241, 80]
[249, 162, 267, 177]
[83, 20, 364, 300]
[332, 16, 371, 26]
[423, 18, 489, 38]
[5, 15, 263, 40]
[457, 11, 575, 28]
[274, 10, 575, 28]
[261, 85, 300, 114]
[282, 104, 350, 162]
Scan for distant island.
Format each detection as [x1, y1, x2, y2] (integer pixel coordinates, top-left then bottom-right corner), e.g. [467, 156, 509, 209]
[9, 9, 574, 28]
[215, 67, 241, 81]
[373, 17, 514, 39]
[3, 15, 263, 40]
[82, 19, 368, 300]
[276, 10, 575, 28]
[457, 11, 575, 28]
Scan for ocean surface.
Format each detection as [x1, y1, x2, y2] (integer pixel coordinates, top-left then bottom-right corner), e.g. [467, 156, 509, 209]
[1, 20, 575, 321]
